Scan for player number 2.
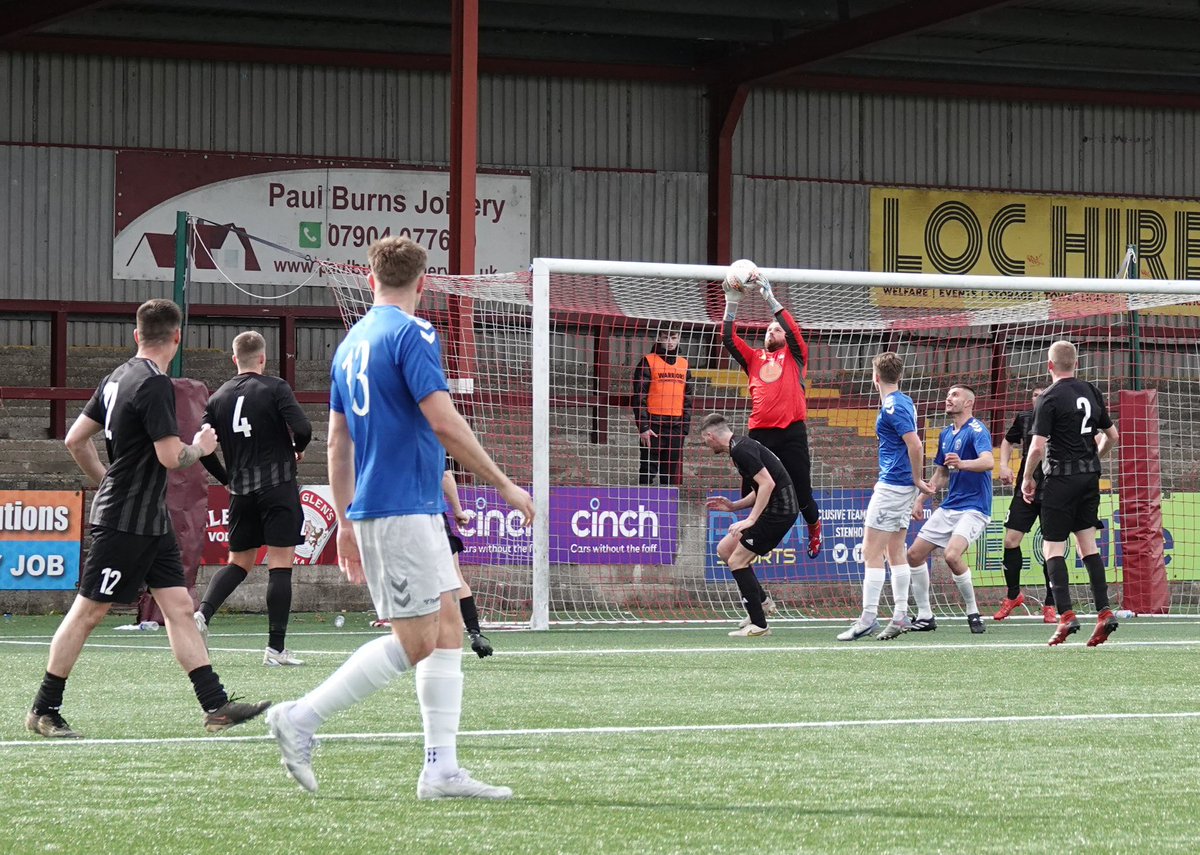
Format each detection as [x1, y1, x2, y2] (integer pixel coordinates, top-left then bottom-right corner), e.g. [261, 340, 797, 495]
[98, 567, 122, 596]
[232, 395, 252, 437]
[340, 341, 371, 416]
[102, 381, 119, 439]
[1076, 396, 1092, 434]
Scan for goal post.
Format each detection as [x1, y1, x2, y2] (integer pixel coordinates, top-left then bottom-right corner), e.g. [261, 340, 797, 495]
[322, 254, 1200, 627]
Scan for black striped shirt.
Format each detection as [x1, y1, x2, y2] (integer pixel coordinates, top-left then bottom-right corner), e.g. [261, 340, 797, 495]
[204, 373, 312, 495]
[82, 358, 178, 535]
[729, 435, 799, 518]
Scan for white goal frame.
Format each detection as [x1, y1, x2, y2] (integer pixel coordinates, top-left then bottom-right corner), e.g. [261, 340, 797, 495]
[528, 257, 1200, 629]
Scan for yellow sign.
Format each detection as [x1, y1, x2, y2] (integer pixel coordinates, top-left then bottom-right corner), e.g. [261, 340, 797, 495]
[869, 187, 1200, 310]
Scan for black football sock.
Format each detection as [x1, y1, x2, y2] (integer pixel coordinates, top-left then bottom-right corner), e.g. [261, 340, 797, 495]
[1042, 564, 1055, 608]
[1046, 556, 1073, 615]
[731, 568, 767, 627]
[459, 595, 482, 635]
[200, 564, 249, 624]
[800, 502, 820, 527]
[1083, 553, 1110, 612]
[1002, 547, 1023, 599]
[266, 567, 293, 651]
[32, 672, 68, 715]
[188, 665, 228, 712]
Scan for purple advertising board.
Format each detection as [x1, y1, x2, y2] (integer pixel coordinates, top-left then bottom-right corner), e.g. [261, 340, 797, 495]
[454, 486, 679, 565]
[704, 489, 929, 583]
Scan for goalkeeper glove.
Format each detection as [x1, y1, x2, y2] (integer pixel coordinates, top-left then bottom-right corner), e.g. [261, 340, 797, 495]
[754, 272, 784, 314]
[723, 287, 743, 319]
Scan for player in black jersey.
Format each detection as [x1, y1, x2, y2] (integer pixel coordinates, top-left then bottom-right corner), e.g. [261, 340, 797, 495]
[995, 387, 1058, 623]
[26, 300, 270, 739]
[700, 412, 799, 638]
[1021, 341, 1120, 647]
[194, 331, 313, 666]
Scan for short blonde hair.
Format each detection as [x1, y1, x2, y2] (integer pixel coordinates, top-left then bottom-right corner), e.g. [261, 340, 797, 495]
[232, 330, 266, 365]
[1049, 340, 1077, 372]
[368, 236, 427, 290]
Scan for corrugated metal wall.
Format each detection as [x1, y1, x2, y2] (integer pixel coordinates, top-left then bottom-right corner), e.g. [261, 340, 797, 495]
[4, 50, 1200, 356]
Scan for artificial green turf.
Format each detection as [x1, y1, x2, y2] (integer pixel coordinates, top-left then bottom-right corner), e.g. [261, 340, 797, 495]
[2, 614, 1199, 854]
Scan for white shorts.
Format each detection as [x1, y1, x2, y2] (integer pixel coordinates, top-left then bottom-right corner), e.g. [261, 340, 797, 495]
[864, 483, 919, 533]
[916, 507, 990, 550]
[354, 514, 460, 620]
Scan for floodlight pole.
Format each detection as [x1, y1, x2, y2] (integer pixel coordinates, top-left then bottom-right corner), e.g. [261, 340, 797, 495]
[169, 210, 189, 378]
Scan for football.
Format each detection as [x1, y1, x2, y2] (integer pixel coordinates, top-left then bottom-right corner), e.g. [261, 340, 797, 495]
[723, 258, 761, 294]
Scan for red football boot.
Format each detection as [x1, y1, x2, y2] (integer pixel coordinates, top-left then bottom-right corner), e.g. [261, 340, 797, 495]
[993, 593, 1025, 621]
[1086, 609, 1119, 647]
[1042, 605, 1057, 624]
[806, 522, 823, 559]
[1048, 610, 1080, 646]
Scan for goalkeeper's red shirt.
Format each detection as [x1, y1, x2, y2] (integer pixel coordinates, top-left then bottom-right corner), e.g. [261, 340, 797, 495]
[721, 309, 809, 429]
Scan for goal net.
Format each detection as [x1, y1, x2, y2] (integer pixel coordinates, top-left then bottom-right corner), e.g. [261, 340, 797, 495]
[323, 258, 1200, 626]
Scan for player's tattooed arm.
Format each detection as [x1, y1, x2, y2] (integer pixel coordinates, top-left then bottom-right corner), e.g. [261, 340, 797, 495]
[177, 443, 204, 468]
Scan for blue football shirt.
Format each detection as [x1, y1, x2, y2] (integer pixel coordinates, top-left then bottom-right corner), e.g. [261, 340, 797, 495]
[934, 417, 994, 514]
[877, 391, 918, 487]
[330, 305, 449, 520]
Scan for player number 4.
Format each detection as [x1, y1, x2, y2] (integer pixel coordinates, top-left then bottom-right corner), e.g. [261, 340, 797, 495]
[1076, 396, 1092, 434]
[232, 395, 252, 437]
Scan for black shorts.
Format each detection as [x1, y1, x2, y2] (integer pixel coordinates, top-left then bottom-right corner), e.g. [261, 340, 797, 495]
[442, 514, 464, 555]
[1039, 472, 1101, 542]
[748, 421, 814, 499]
[1003, 491, 1041, 534]
[78, 525, 185, 604]
[228, 481, 304, 552]
[739, 512, 798, 556]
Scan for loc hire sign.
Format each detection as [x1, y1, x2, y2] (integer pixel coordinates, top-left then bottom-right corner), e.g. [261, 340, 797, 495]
[870, 187, 1200, 284]
[0, 491, 84, 590]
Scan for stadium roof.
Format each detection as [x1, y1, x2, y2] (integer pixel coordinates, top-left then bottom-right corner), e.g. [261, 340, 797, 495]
[4, 0, 1200, 103]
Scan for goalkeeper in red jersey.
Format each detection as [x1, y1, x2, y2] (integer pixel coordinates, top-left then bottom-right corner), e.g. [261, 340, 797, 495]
[721, 269, 822, 559]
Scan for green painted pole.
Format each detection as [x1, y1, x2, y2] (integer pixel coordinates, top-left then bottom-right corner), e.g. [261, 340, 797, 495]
[169, 210, 188, 378]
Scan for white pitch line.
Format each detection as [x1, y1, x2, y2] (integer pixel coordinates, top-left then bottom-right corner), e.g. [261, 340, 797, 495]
[3, 709, 1200, 750]
[3, 638, 1200, 656]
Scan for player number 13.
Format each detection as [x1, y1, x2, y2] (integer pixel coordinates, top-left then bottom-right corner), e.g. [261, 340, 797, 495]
[341, 341, 371, 416]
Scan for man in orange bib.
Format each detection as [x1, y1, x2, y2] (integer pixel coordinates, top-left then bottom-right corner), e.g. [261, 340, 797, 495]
[632, 327, 694, 486]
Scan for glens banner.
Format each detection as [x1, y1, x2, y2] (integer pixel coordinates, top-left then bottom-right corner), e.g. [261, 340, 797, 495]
[204, 485, 339, 565]
[455, 486, 679, 566]
[0, 491, 84, 590]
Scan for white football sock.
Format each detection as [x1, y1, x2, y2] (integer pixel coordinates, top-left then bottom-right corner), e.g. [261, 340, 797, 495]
[953, 569, 980, 615]
[861, 567, 886, 621]
[889, 564, 912, 620]
[910, 563, 933, 619]
[417, 648, 463, 779]
[294, 633, 411, 729]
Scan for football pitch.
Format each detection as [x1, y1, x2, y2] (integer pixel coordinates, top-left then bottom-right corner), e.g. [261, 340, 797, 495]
[3, 614, 1199, 854]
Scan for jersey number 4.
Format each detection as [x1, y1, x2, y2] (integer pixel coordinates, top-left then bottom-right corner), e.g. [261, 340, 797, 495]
[232, 395, 253, 437]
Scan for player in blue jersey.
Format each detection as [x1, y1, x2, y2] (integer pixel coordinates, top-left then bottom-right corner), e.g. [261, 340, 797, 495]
[838, 353, 933, 641]
[906, 384, 994, 634]
[267, 236, 534, 799]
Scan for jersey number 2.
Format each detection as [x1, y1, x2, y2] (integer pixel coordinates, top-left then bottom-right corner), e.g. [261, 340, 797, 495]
[232, 395, 252, 437]
[1076, 396, 1093, 434]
